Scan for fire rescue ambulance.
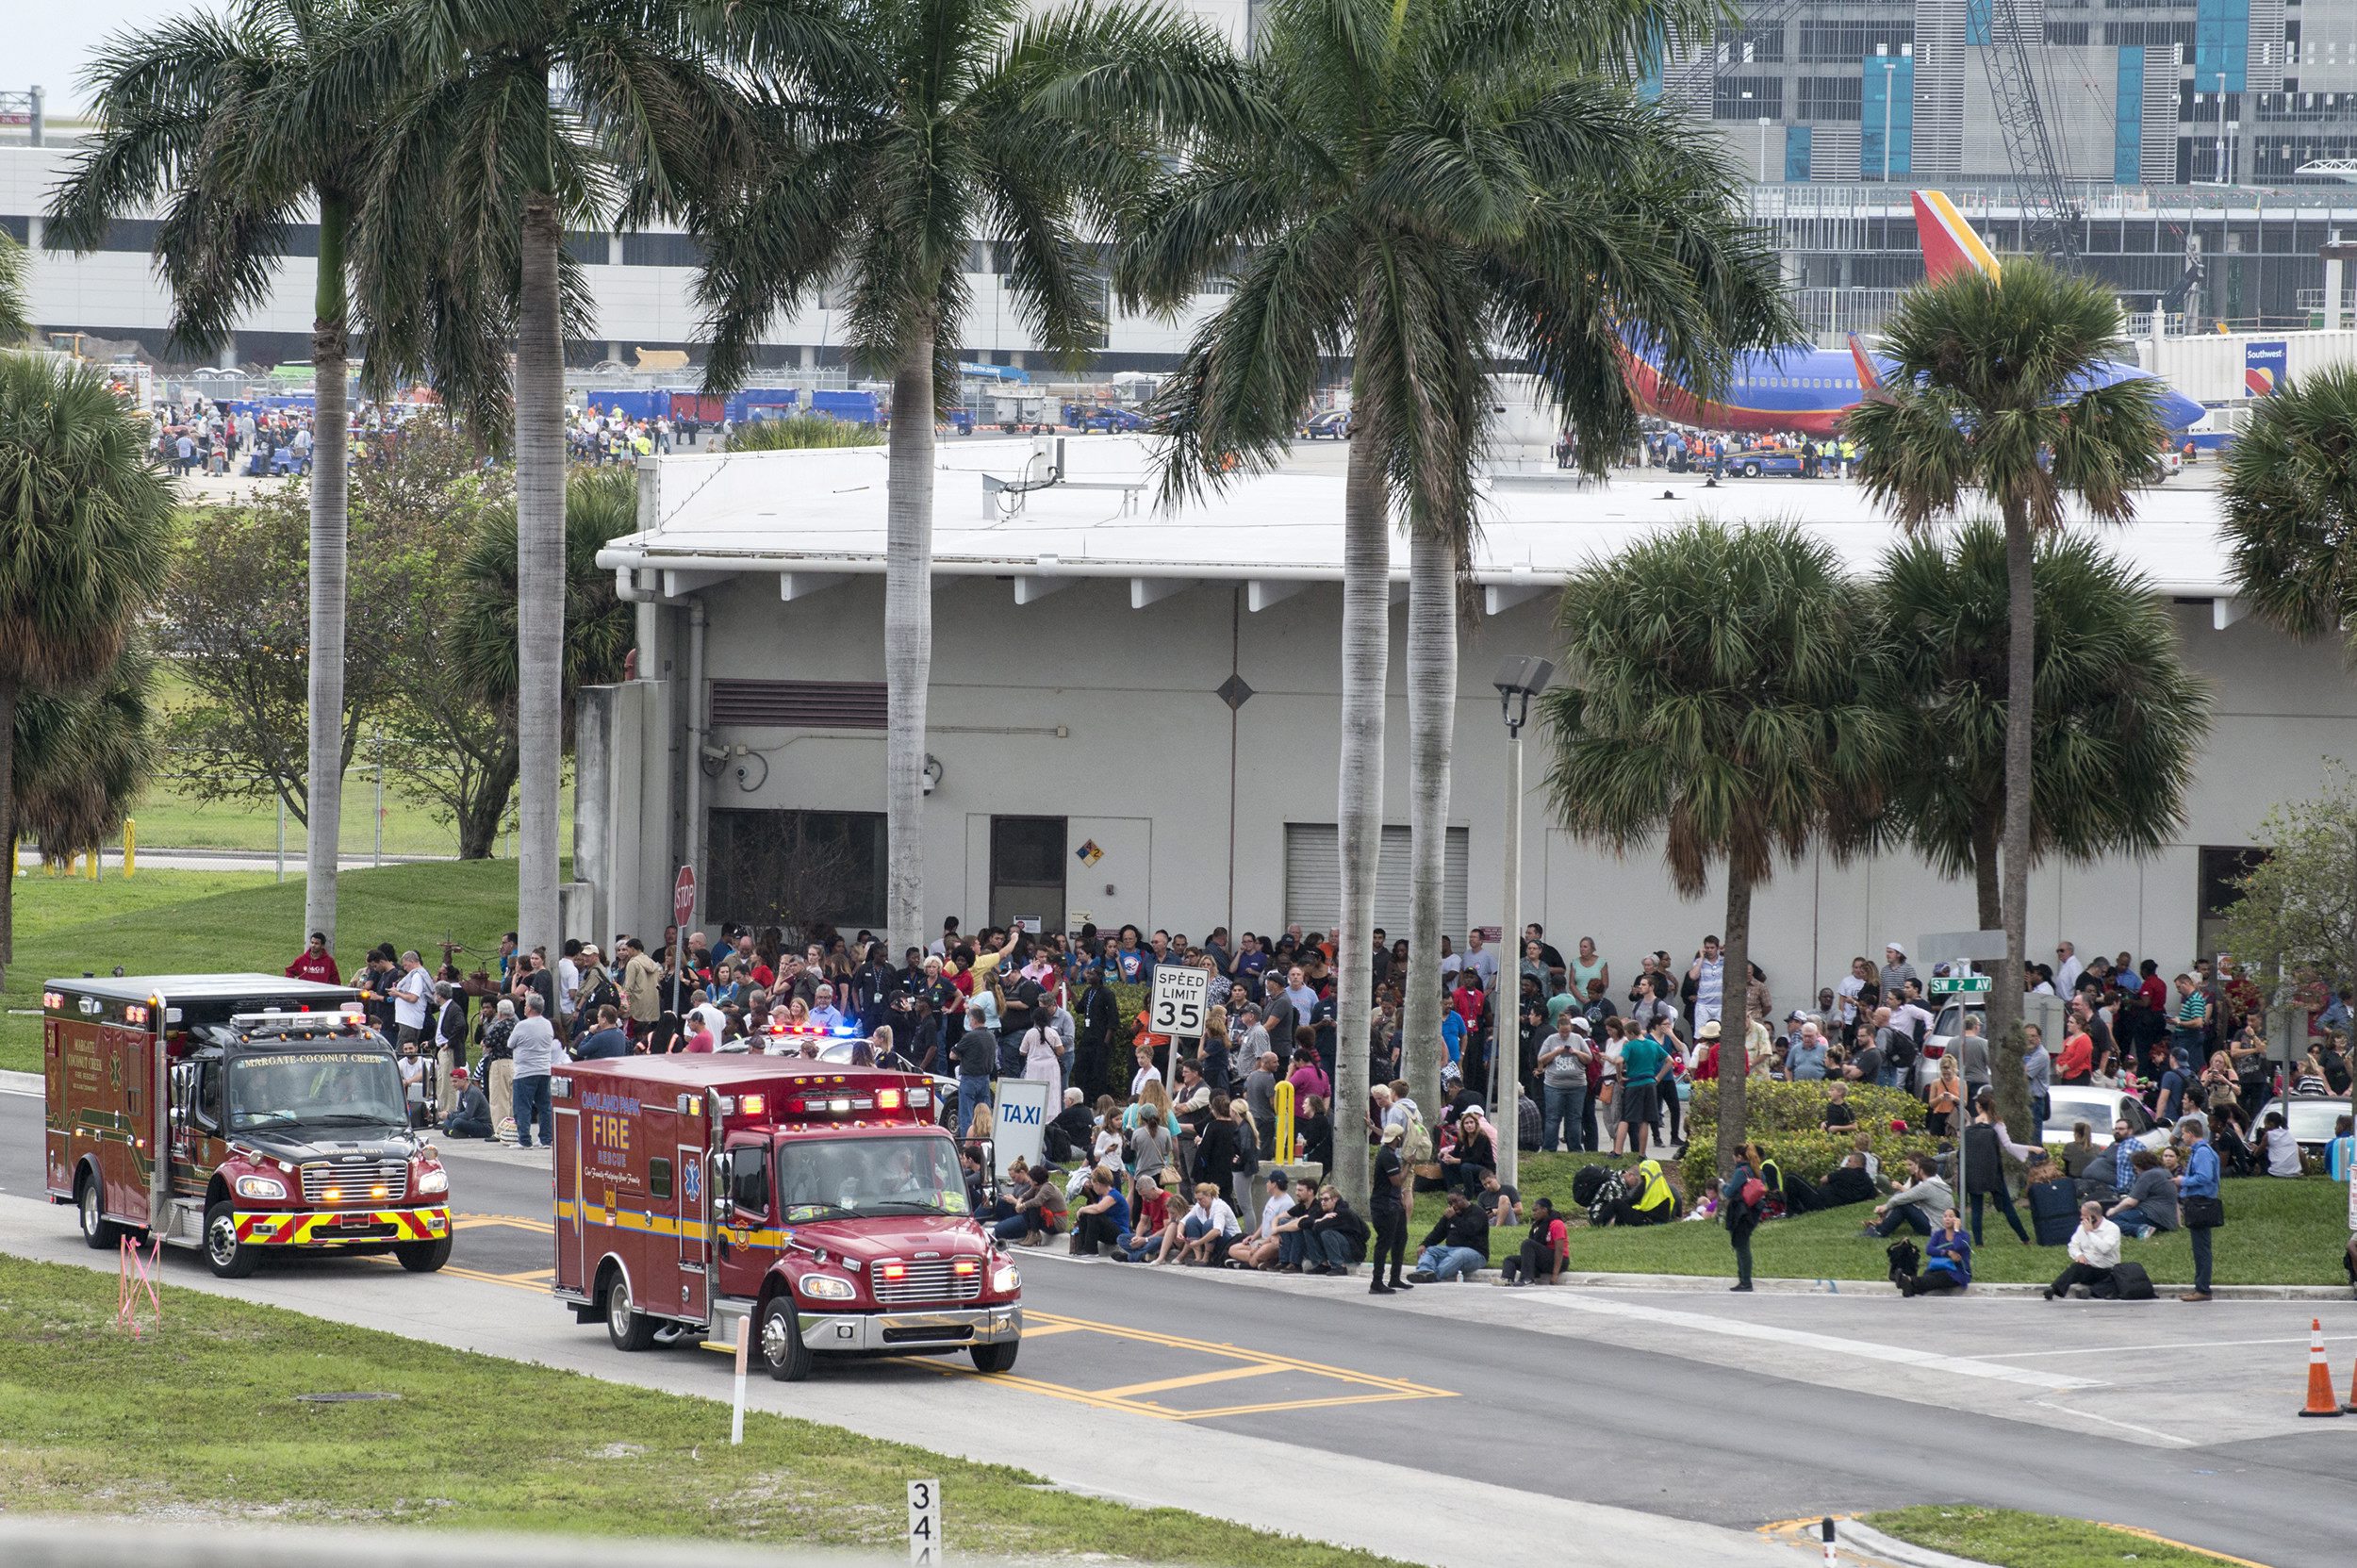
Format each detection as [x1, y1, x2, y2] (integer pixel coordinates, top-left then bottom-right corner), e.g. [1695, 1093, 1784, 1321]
[43, 973, 452, 1277]
[552, 1053, 1022, 1381]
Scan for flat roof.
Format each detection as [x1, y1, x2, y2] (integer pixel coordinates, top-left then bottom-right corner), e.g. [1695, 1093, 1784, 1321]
[598, 436, 2244, 601]
[564, 1056, 918, 1091]
[47, 974, 358, 1005]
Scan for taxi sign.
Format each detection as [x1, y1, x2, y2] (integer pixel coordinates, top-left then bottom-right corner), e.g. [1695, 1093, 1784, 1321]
[1928, 974, 1992, 996]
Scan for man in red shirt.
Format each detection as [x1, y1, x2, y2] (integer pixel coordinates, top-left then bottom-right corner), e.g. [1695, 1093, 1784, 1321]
[285, 932, 340, 984]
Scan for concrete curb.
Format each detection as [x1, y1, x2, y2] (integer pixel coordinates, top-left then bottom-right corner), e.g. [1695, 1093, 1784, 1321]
[0, 1519, 926, 1568]
[0, 1069, 41, 1098]
[1838, 1519, 1992, 1568]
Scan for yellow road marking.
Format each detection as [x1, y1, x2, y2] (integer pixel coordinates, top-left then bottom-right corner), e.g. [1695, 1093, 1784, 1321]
[1175, 1390, 1438, 1420]
[1013, 1320, 1085, 1339]
[1093, 1363, 1282, 1399]
[2097, 1523, 2274, 1568]
[1027, 1311, 1453, 1398]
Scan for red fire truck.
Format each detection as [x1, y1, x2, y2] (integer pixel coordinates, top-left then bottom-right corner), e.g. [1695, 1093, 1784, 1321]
[43, 973, 452, 1277]
[552, 1054, 1021, 1381]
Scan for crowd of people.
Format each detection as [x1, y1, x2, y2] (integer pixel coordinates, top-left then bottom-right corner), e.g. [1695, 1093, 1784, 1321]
[288, 915, 2349, 1301]
[569, 404, 712, 463]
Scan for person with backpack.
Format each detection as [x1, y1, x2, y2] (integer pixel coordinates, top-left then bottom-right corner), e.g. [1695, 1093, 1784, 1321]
[2043, 1201, 2122, 1300]
[1722, 1144, 1766, 1292]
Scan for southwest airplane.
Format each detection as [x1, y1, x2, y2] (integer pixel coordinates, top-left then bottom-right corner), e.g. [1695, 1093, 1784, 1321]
[1617, 190, 2206, 437]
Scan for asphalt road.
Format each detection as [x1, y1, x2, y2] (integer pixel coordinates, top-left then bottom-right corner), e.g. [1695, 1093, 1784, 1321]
[7, 1088, 2350, 1567]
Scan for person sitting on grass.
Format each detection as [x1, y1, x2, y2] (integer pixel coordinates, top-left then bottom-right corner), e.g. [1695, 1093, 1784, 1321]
[2104, 1149, 2179, 1237]
[1817, 1151, 1878, 1210]
[1405, 1191, 1492, 1283]
[1477, 1167, 1522, 1230]
[1111, 1174, 1172, 1262]
[1604, 1156, 1677, 1227]
[1298, 1183, 1370, 1278]
[1499, 1197, 1570, 1286]
[1068, 1166, 1130, 1257]
[1228, 1169, 1298, 1270]
[1893, 1208, 1971, 1296]
[2044, 1201, 2122, 1300]
[1155, 1180, 1241, 1266]
[1862, 1153, 1952, 1237]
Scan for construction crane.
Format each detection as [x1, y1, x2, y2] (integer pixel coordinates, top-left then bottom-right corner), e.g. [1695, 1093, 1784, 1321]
[1977, 0, 2083, 262]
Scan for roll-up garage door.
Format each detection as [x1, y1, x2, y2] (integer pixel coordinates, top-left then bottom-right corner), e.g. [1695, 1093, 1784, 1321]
[1283, 823, 1467, 938]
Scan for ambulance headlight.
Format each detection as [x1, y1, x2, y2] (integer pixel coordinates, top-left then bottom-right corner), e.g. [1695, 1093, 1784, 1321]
[797, 1273, 856, 1301]
[416, 1166, 449, 1196]
[991, 1263, 1020, 1294]
[235, 1175, 288, 1201]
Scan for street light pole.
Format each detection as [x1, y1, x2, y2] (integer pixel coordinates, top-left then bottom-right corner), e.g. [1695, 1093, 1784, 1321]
[1492, 655, 1556, 1191]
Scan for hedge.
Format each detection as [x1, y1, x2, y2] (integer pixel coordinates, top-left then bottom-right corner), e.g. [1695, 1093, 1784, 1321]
[1681, 1080, 1940, 1195]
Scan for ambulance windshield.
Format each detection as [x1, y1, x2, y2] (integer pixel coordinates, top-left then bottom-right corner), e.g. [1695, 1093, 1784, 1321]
[777, 1134, 967, 1221]
[227, 1049, 405, 1131]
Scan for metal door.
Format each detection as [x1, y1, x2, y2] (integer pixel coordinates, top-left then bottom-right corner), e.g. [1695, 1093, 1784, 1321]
[552, 1104, 584, 1294]
[677, 1143, 709, 1321]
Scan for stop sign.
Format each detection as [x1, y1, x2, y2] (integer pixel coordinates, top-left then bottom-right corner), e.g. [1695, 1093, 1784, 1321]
[673, 865, 697, 928]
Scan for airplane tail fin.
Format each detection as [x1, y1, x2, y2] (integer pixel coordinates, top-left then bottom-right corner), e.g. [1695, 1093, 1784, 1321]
[1845, 332, 1883, 393]
[1912, 190, 2003, 283]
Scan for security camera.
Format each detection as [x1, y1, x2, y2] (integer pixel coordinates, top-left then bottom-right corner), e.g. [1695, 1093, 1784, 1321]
[921, 753, 945, 796]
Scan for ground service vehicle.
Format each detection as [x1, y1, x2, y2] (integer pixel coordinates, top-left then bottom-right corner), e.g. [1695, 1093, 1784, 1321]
[553, 1056, 1021, 1381]
[43, 974, 452, 1278]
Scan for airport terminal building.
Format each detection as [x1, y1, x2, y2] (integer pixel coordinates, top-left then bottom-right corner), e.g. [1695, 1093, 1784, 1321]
[576, 437, 2351, 990]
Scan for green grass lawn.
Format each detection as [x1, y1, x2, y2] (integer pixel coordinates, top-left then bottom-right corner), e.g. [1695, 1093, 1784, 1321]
[0, 1256, 1402, 1567]
[0, 862, 521, 1075]
[1402, 1150, 2352, 1288]
[1867, 1507, 2239, 1567]
[131, 666, 569, 858]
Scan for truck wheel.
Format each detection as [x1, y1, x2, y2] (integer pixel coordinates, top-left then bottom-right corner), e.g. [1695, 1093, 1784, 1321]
[1741, 461, 1761, 478]
[204, 1202, 260, 1279]
[76, 1173, 119, 1249]
[604, 1272, 656, 1352]
[395, 1235, 453, 1273]
[969, 1340, 1020, 1375]
[758, 1296, 813, 1382]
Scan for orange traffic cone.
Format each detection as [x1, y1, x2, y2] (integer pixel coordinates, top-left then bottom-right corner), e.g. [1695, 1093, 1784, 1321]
[2299, 1319, 2343, 1418]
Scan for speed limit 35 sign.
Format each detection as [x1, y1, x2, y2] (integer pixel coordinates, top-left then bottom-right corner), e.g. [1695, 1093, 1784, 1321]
[1150, 967, 1209, 1038]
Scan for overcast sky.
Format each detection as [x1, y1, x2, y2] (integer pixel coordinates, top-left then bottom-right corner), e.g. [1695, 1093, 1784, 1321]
[20, 3, 222, 114]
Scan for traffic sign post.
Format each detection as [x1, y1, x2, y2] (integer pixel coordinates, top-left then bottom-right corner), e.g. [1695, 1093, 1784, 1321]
[1150, 966, 1210, 1085]
[671, 865, 697, 1020]
[907, 1478, 941, 1565]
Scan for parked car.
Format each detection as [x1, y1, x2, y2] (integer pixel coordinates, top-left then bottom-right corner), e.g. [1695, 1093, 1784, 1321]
[1298, 409, 1353, 440]
[2252, 1094, 2351, 1157]
[1731, 445, 1805, 478]
[2042, 1085, 2169, 1152]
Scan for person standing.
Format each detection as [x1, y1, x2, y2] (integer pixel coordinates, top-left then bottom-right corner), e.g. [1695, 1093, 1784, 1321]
[1536, 1014, 1591, 1153]
[954, 1004, 997, 1139]
[1961, 1090, 2035, 1246]
[2176, 1113, 2222, 1302]
[433, 981, 468, 1124]
[506, 994, 561, 1150]
[392, 949, 435, 1050]
[1369, 1121, 1412, 1296]
[285, 932, 340, 984]
[1722, 1143, 1763, 1292]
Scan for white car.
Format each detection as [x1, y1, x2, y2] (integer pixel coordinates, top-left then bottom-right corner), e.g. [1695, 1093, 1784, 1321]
[2042, 1085, 2169, 1152]
[2253, 1095, 2351, 1157]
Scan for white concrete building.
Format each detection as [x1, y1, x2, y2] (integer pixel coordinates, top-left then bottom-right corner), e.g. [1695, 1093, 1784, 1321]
[581, 436, 2347, 998]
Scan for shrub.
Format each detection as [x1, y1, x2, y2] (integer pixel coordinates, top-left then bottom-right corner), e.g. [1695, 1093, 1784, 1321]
[725, 414, 883, 452]
[1681, 1079, 1937, 1194]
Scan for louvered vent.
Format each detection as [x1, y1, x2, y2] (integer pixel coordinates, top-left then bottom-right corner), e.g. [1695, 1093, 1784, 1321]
[708, 680, 888, 728]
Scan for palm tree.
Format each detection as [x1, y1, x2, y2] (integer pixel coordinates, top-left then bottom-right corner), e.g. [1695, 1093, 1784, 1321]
[49, 0, 375, 951]
[16, 641, 159, 867]
[1126, 0, 1791, 1151]
[679, 0, 1228, 954]
[355, 0, 746, 954]
[0, 355, 174, 985]
[1848, 257, 2162, 1141]
[1542, 521, 1899, 1173]
[1879, 522, 2208, 928]
[0, 233, 25, 342]
[2222, 363, 2357, 652]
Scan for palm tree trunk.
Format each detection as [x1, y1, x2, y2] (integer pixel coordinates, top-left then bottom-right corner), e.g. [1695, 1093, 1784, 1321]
[302, 191, 351, 950]
[884, 331, 935, 950]
[1403, 530, 1457, 1111]
[1329, 421, 1388, 1212]
[514, 190, 566, 956]
[0, 675, 15, 991]
[1989, 502, 2036, 1143]
[1716, 861, 1754, 1177]
[1970, 811, 2001, 932]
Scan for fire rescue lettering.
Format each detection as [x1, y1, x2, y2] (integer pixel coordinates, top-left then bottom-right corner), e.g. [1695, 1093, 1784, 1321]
[583, 1089, 642, 1180]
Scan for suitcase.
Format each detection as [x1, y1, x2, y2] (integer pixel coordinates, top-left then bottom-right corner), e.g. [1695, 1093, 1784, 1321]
[2028, 1178, 2079, 1246]
[2110, 1259, 2155, 1301]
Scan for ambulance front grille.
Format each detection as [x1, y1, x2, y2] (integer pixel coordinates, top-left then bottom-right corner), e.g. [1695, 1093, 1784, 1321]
[873, 1260, 981, 1305]
[300, 1160, 409, 1205]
